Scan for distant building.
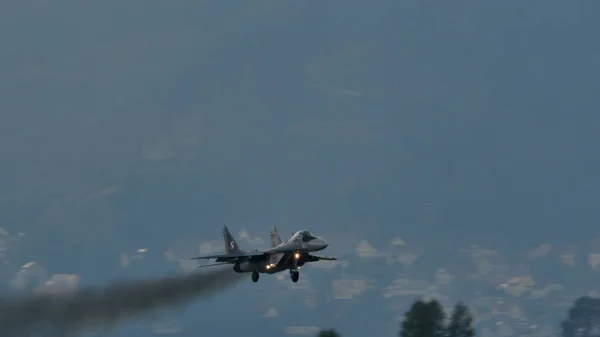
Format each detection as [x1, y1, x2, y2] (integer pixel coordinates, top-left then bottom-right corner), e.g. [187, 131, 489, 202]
[10, 261, 47, 292]
[332, 278, 369, 300]
[36, 274, 80, 294]
[461, 246, 510, 285]
[559, 244, 578, 267]
[383, 278, 431, 298]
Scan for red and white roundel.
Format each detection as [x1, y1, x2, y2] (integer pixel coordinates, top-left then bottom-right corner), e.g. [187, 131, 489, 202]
[230, 241, 235, 249]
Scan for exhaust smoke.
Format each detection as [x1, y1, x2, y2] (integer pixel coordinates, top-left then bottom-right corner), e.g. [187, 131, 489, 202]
[0, 266, 243, 336]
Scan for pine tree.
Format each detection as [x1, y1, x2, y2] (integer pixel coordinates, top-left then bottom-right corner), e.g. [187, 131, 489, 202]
[561, 296, 600, 337]
[400, 299, 447, 337]
[447, 302, 475, 337]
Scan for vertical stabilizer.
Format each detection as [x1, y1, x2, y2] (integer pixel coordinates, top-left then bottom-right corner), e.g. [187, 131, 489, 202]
[269, 226, 284, 266]
[270, 226, 282, 248]
[223, 225, 242, 255]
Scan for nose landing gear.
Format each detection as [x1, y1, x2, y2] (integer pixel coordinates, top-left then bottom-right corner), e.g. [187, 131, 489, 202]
[251, 271, 259, 282]
[290, 269, 299, 283]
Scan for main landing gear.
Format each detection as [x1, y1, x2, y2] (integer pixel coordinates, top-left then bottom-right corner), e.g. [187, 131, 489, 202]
[251, 271, 259, 282]
[290, 269, 299, 283]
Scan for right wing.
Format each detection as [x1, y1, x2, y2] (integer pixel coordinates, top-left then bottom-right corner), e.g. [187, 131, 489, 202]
[307, 255, 338, 262]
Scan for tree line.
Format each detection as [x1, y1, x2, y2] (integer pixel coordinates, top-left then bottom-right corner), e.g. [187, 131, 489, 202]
[316, 295, 600, 337]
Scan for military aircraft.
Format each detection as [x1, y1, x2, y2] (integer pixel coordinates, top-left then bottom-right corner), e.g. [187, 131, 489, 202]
[189, 225, 337, 283]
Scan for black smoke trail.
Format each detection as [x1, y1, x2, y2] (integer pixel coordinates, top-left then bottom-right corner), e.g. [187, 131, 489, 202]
[0, 266, 244, 336]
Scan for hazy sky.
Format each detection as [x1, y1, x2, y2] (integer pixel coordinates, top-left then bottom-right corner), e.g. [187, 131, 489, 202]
[1, 0, 599, 269]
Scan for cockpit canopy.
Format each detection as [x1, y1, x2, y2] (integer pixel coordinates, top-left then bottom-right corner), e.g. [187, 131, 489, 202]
[296, 230, 317, 242]
[297, 230, 314, 237]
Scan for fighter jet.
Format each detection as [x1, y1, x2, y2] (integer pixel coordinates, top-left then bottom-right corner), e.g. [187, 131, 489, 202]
[189, 225, 337, 283]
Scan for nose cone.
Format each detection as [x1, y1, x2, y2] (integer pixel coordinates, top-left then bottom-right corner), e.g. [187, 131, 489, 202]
[311, 237, 328, 251]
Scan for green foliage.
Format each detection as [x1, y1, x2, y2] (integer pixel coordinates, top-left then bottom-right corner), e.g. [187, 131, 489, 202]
[400, 299, 447, 337]
[317, 329, 341, 337]
[561, 296, 600, 337]
[447, 302, 475, 337]
[399, 299, 475, 337]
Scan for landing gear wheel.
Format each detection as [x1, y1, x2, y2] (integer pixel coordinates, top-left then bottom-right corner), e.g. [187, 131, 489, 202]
[251, 271, 259, 282]
[290, 270, 299, 283]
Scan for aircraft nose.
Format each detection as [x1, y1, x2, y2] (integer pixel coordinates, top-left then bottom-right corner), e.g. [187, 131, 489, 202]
[312, 237, 328, 250]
